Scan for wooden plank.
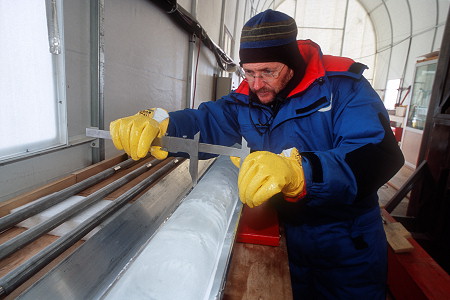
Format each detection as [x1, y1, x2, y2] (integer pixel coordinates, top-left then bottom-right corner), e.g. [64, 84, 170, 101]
[102, 158, 176, 200]
[384, 220, 414, 253]
[0, 227, 84, 300]
[223, 229, 293, 300]
[0, 228, 58, 277]
[388, 222, 412, 239]
[382, 209, 450, 300]
[0, 154, 129, 217]
[0, 176, 77, 217]
[72, 154, 128, 182]
[76, 157, 172, 200]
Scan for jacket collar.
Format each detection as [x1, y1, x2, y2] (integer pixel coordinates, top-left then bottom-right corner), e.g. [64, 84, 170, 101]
[235, 39, 358, 98]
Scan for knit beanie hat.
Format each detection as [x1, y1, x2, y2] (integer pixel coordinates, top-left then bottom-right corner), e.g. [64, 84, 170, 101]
[239, 10, 303, 70]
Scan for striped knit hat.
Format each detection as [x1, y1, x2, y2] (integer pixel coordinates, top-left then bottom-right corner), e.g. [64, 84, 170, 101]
[239, 10, 303, 70]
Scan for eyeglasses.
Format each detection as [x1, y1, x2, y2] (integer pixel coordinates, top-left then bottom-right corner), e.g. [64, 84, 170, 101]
[244, 65, 286, 83]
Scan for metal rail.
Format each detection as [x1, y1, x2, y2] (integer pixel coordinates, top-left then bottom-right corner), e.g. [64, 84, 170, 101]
[0, 158, 137, 233]
[0, 158, 181, 297]
[0, 158, 161, 261]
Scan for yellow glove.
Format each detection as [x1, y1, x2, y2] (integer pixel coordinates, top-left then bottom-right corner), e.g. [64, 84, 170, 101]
[237, 148, 306, 208]
[230, 156, 241, 168]
[110, 108, 169, 160]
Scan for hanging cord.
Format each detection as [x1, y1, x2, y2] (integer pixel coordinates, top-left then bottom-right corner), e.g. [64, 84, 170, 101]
[192, 37, 201, 109]
[248, 99, 275, 135]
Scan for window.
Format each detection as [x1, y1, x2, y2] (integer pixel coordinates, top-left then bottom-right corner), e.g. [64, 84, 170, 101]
[384, 79, 401, 110]
[0, 0, 66, 161]
[220, 26, 234, 78]
[406, 60, 437, 130]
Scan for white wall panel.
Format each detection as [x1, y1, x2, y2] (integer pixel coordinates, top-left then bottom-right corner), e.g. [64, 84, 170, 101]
[410, 0, 438, 33]
[224, 0, 238, 36]
[294, 0, 346, 28]
[178, 0, 192, 10]
[372, 49, 390, 95]
[434, 25, 446, 50]
[409, 33, 437, 63]
[388, 40, 409, 80]
[386, 0, 411, 43]
[277, 0, 296, 17]
[103, 0, 191, 157]
[197, 0, 223, 43]
[63, 1, 91, 139]
[438, 0, 450, 22]
[343, 0, 376, 79]
[371, 5, 392, 50]
[104, 0, 187, 114]
[232, 0, 247, 64]
[189, 50, 218, 109]
[358, 0, 383, 13]
[299, 28, 343, 55]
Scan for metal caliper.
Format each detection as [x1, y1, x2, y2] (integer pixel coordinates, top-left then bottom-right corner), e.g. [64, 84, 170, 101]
[86, 128, 250, 185]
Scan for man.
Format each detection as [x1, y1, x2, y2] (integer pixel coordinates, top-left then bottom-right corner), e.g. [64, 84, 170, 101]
[110, 9, 404, 299]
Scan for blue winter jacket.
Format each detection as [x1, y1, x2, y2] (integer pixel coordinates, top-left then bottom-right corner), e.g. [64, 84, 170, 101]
[167, 40, 404, 223]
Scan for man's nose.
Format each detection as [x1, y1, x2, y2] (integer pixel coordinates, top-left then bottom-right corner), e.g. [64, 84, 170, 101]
[252, 76, 265, 89]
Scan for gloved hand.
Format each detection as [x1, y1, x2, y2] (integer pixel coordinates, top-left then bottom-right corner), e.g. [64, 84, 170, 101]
[110, 108, 169, 160]
[236, 148, 306, 208]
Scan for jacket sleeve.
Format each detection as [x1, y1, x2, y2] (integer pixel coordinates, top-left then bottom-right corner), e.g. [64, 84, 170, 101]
[166, 97, 242, 159]
[301, 77, 404, 208]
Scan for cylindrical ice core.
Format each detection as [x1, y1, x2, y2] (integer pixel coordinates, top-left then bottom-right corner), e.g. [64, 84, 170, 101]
[104, 156, 239, 300]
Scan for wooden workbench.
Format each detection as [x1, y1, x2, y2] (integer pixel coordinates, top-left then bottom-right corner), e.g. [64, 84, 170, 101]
[223, 230, 293, 300]
[223, 201, 293, 299]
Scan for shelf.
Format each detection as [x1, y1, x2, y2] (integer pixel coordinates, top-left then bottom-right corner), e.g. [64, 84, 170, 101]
[390, 115, 405, 124]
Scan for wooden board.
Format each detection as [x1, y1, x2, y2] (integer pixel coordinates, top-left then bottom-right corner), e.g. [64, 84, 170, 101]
[223, 229, 293, 300]
[0, 154, 129, 217]
[383, 219, 414, 253]
[71, 154, 128, 182]
[0, 227, 84, 300]
[77, 157, 177, 200]
[0, 176, 77, 217]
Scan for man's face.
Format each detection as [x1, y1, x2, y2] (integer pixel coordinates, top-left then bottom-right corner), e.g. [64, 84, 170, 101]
[242, 62, 293, 104]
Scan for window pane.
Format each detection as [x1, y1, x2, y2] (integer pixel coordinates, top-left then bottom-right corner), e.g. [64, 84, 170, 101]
[0, 1, 65, 159]
[406, 62, 437, 130]
[384, 79, 401, 110]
